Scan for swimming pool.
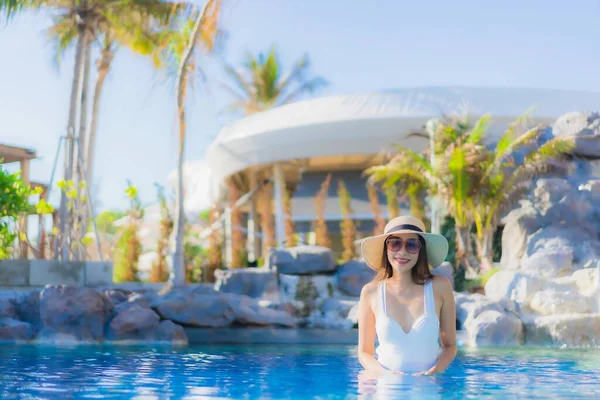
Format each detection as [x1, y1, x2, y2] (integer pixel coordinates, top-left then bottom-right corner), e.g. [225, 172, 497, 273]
[0, 344, 598, 399]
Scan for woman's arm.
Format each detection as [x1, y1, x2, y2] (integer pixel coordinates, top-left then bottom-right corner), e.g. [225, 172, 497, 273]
[357, 283, 386, 372]
[416, 275, 457, 375]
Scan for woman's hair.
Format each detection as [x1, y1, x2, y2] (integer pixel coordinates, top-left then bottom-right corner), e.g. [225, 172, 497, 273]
[374, 235, 433, 285]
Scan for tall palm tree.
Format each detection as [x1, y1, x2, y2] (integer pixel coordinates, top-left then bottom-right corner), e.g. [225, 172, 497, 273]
[1, 0, 184, 260]
[154, 0, 223, 287]
[222, 45, 328, 114]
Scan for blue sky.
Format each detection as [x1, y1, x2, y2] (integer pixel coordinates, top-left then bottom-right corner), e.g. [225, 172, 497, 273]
[1, 0, 600, 212]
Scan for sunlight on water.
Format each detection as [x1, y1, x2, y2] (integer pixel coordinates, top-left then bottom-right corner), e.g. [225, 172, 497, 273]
[0, 344, 598, 399]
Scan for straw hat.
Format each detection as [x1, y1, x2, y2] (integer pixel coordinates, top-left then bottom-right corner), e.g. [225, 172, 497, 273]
[360, 215, 449, 270]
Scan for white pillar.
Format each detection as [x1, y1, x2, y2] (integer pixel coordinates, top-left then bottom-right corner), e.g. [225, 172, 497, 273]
[246, 170, 259, 262]
[273, 164, 286, 248]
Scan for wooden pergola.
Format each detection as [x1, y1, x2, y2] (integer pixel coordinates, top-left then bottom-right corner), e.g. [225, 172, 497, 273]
[0, 144, 52, 259]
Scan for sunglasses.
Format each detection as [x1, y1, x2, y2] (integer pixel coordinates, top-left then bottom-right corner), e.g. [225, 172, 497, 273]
[385, 237, 422, 254]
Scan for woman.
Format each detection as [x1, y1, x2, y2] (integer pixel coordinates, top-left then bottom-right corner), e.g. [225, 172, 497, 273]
[357, 215, 457, 376]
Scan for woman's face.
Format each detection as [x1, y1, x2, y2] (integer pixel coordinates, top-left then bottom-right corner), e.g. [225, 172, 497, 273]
[385, 233, 421, 273]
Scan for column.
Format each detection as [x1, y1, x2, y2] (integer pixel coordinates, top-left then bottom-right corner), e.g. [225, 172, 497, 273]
[246, 169, 260, 263]
[273, 164, 286, 248]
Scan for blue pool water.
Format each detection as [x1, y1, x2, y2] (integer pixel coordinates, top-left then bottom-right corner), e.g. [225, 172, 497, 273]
[0, 344, 599, 399]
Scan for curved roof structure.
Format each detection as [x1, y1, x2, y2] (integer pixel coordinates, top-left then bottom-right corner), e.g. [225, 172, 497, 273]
[205, 86, 600, 183]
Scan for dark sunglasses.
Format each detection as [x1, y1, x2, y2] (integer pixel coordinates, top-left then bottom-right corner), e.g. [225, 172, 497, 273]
[385, 237, 421, 254]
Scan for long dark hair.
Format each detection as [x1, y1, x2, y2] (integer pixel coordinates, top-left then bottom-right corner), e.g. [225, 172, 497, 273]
[375, 235, 433, 285]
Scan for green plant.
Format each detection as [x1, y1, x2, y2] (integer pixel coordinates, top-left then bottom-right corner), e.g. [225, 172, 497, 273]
[150, 184, 172, 283]
[113, 182, 143, 282]
[0, 166, 35, 259]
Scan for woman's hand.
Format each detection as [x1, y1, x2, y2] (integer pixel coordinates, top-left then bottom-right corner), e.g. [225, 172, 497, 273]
[412, 367, 437, 376]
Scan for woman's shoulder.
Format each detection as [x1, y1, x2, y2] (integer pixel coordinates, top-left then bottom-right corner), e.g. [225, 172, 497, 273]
[360, 280, 379, 300]
[430, 274, 453, 294]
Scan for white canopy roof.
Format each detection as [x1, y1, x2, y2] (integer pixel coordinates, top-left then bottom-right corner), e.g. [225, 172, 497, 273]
[205, 86, 600, 183]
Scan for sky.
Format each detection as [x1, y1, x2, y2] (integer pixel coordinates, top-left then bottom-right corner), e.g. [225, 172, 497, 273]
[1, 0, 600, 213]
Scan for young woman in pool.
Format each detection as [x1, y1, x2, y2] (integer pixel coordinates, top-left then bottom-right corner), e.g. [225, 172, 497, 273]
[357, 215, 457, 376]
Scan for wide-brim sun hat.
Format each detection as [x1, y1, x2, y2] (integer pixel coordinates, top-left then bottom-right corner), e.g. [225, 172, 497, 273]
[361, 215, 449, 270]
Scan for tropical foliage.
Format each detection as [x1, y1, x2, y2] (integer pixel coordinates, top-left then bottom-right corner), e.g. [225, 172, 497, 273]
[365, 113, 575, 276]
[222, 44, 328, 115]
[338, 180, 356, 262]
[113, 183, 143, 282]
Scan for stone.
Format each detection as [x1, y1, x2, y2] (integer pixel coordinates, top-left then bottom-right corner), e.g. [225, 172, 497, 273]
[432, 262, 454, 289]
[279, 274, 337, 317]
[525, 314, 600, 346]
[16, 290, 41, 327]
[84, 262, 113, 286]
[268, 245, 336, 275]
[500, 206, 544, 270]
[155, 320, 188, 344]
[0, 260, 30, 286]
[454, 292, 516, 329]
[214, 267, 279, 300]
[335, 260, 375, 296]
[572, 267, 599, 296]
[29, 261, 84, 286]
[347, 302, 360, 325]
[154, 289, 235, 327]
[529, 289, 595, 315]
[484, 270, 545, 305]
[552, 111, 600, 159]
[521, 248, 573, 278]
[0, 295, 18, 319]
[306, 313, 353, 330]
[38, 285, 112, 341]
[224, 294, 297, 327]
[465, 310, 524, 347]
[0, 317, 36, 341]
[107, 304, 160, 340]
[525, 225, 600, 266]
[319, 297, 358, 319]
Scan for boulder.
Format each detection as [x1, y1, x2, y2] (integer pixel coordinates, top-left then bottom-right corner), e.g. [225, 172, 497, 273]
[224, 294, 297, 327]
[529, 289, 595, 316]
[38, 285, 113, 341]
[521, 248, 573, 278]
[525, 313, 600, 346]
[454, 292, 512, 329]
[268, 245, 336, 275]
[214, 267, 279, 300]
[335, 260, 375, 296]
[0, 296, 18, 319]
[484, 270, 545, 305]
[153, 289, 235, 328]
[16, 290, 41, 327]
[572, 267, 599, 296]
[279, 274, 337, 317]
[552, 111, 600, 159]
[500, 205, 544, 270]
[465, 310, 524, 347]
[0, 318, 36, 341]
[107, 304, 160, 339]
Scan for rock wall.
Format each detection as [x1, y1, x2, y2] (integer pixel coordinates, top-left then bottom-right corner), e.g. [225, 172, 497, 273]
[459, 111, 600, 347]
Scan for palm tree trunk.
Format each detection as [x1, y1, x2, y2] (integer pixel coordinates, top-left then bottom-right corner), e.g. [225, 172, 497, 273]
[82, 41, 114, 244]
[454, 224, 477, 277]
[474, 227, 495, 273]
[57, 27, 88, 260]
[170, 2, 213, 286]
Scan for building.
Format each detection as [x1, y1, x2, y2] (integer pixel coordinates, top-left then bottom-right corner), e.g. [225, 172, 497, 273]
[192, 86, 600, 263]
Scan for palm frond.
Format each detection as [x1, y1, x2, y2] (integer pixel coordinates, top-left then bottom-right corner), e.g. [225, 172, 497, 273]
[466, 114, 491, 144]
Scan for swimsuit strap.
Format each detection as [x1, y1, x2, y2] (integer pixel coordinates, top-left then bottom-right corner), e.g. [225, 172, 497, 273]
[424, 279, 435, 314]
[379, 280, 387, 315]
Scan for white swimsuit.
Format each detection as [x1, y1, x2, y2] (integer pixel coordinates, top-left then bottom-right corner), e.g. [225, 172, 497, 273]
[375, 279, 441, 373]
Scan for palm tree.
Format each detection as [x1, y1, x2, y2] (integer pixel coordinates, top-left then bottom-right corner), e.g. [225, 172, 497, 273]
[221, 45, 328, 259]
[221, 45, 328, 114]
[364, 113, 574, 276]
[154, 0, 223, 287]
[1, 0, 184, 260]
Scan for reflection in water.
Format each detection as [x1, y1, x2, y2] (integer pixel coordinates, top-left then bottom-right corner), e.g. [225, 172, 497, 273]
[0, 345, 599, 399]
